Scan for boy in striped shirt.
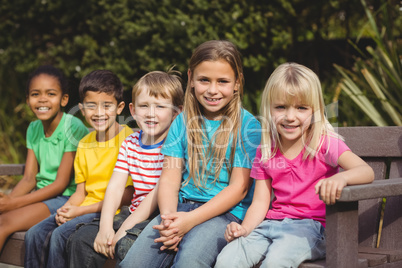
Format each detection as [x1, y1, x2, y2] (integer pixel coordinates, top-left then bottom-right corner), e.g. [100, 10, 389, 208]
[67, 70, 184, 267]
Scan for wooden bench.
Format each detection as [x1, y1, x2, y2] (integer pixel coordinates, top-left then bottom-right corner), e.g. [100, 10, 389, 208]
[1, 126, 402, 267]
[300, 126, 402, 268]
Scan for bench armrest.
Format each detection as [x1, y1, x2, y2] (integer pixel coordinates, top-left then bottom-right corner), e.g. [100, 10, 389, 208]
[0, 164, 25, 176]
[338, 178, 402, 202]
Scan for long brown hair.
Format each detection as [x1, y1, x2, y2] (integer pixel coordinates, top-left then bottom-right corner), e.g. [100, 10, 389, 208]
[183, 40, 244, 189]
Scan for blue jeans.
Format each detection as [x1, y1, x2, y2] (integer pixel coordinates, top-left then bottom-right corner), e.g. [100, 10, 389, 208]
[24, 212, 99, 268]
[215, 218, 326, 268]
[66, 206, 150, 268]
[119, 201, 241, 268]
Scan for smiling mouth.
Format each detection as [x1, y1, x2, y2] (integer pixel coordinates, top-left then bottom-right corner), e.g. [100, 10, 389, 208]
[93, 119, 107, 124]
[282, 125, 298, 129]
[145, 121, 157, 126]
[205, 97, 221, 103]
[37, 107, 50, 111]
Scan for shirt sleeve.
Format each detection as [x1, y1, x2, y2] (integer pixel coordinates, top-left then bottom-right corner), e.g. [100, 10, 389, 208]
[250, 146, 270, 180]
[161, 113, 186, 159]
[321, 136, 351, 167]
[26, 122, 34, 149]
[64, 116, 89, 152]
[114, 140, 130, 174]
[233, 112, 262, 169]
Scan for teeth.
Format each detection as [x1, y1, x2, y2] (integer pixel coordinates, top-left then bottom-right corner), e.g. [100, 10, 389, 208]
[206, 98, 219, 102]
[38, 107, 49, 111]
[283, 125, 297, 129]
[146, 122, 157, 125]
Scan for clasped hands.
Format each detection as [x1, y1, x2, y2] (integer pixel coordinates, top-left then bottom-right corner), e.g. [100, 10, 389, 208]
[153, 211, 194, 252]
[55, 204, 78, 226]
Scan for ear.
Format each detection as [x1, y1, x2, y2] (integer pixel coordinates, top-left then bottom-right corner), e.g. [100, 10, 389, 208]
[116, 101, 125, 115]
[129, 103, 135, 119]
[172, 105, 183, 120]
[235, 74, 243, 92]
[187, 69, 194, 88]
[61, 94, 69, 108]
[78, 103, 85, 116]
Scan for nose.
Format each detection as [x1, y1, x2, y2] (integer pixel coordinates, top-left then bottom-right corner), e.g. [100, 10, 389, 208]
[285, 108, 296, 121]
[147, 105, 156, 117]
[207, 82, 218, 95]
[95, 105, 105, 116]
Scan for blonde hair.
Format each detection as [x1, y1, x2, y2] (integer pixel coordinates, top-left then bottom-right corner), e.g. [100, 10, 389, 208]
[183, 40, 244, 189]
[260, 62, 338, 161]
[132, 68, 184, 108]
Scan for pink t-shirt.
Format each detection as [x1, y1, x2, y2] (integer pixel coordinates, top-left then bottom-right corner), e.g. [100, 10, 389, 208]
[250, 136, 350, 226]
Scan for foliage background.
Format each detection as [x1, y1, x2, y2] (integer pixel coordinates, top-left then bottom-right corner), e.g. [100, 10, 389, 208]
[0, 0, 401, 164]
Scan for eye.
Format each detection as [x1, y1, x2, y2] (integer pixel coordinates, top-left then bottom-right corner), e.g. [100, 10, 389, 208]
[156, 105, 166, 109]
[104, 104, 114, 109]
[218, 79, 229, 84]
[298, 106, 309, 110]
[30, 93, 39, 97]
[275, 105, 285, 110]
[84, 104, 96, 110]
[199, 78, 209, 83]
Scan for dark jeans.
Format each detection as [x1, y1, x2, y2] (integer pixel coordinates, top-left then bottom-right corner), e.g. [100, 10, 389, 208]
[66, 206, 152, 268]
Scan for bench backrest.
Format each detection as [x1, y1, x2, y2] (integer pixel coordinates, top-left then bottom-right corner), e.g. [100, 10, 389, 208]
[338, 126, 402, 250]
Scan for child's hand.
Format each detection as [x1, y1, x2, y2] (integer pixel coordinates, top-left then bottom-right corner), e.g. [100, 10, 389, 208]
[153, 216, 182, 251]
[94, 228, 116, 259]
[0, 193, 12, 213]
[225, 222, 247, 242]
[315, 175, 347, 205]
[56, 205, 79, 221]
[55, 213, 68, 226]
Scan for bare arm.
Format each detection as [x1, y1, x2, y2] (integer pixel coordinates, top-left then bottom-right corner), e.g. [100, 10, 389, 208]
[226, 179, 272, 241]
[1, 151, 75, 211]
[157, 156, 183, 216]
[93, 171, 129, 258]
[315, 150, 375, 204]
[8, 149, 38, 198]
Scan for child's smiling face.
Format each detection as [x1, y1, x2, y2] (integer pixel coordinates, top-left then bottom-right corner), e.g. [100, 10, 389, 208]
[189, 59, 238, 120]
[79, 91, 124, 140]
[130, 89, 178, 145]
[26, 74, 68, 124]
[270, 97, 313, 148]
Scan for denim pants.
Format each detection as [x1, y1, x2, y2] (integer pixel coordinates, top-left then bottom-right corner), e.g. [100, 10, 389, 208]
[215, 218, 326, 268]
[24, 212, 99, 268]
[119, 201, 241, 268]
[66, 206, 150, 268]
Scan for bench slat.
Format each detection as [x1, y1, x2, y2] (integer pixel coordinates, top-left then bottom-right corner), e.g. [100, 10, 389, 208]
[0, 164, 25, 176]
[338, 178, 402, 202]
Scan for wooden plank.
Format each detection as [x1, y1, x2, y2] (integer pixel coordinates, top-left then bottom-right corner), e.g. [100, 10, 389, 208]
[358, 253, 387, 267]
[337, 126, 402, 157]
[326, 201, 359, 268]
[0, 237, 24, 267]
[337, 178, 402, 201]
[0, 164, 25, 176]
[359, 247, 402, 263]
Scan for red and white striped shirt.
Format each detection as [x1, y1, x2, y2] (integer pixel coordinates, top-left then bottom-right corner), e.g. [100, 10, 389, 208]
[114, 131, 164, 213]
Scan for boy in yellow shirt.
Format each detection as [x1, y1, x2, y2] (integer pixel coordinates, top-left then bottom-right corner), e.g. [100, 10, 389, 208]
[24, 70, 134, 268]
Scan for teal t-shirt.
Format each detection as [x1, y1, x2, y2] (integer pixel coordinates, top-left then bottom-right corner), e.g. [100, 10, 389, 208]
[161, 109, 261, 220]
[26, 113, 89, 196]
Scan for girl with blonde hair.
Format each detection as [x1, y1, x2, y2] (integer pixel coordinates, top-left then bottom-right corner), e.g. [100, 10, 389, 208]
[215, 62, 374, 268]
